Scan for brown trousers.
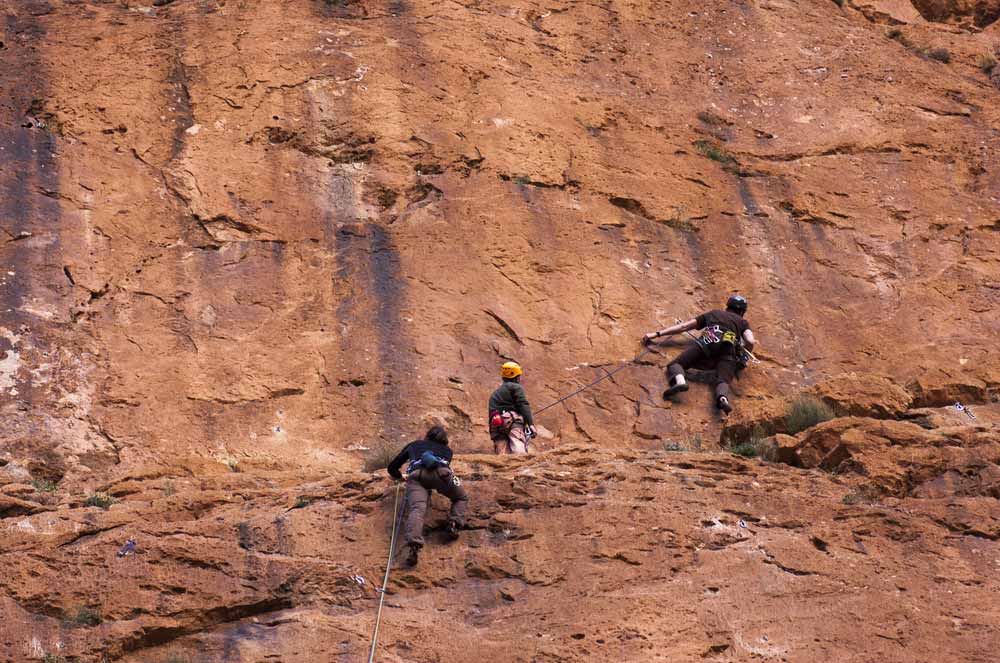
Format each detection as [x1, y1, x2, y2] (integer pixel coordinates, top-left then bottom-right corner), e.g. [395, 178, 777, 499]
[492, 411, 529, 455]
[403, 466, 468, 547]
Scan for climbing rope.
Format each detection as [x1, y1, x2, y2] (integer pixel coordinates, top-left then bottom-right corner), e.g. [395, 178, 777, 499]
[368, 481, 404, 663]
[535, 346, 654, 416]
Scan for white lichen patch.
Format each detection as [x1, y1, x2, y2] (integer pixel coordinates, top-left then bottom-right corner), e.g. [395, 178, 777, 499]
[0, 327, 21, 391]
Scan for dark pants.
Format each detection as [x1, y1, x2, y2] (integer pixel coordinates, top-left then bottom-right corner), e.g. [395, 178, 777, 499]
[403, 466, 468, 547]
[668, 343, 737, 400]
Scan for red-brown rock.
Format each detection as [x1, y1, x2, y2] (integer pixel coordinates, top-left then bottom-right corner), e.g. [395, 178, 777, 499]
[1, 0, 999, 661]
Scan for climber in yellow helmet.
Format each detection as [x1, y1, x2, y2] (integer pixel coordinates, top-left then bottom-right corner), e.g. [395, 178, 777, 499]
[488, 361, 536, 454]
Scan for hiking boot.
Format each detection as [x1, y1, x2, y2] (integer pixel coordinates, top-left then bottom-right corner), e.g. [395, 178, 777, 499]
[404, 543, 421, 567]
[445, 520, 460, 541]
[663, 375, 689, 399]
[717, 396, 733, 415]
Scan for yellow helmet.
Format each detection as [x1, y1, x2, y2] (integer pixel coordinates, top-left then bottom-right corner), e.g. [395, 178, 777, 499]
[500, 361, 523, 379]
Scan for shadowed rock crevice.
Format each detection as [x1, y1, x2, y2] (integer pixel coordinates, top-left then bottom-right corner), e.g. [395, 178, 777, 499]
[910, 0, 1000, 27]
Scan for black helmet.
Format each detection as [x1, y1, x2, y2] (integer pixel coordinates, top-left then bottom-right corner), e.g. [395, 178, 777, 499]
[726, 294, 748, 315]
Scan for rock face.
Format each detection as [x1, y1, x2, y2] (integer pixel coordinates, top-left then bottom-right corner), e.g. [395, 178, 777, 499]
[910, 0, 1000, 27]
[1, 0, 999, 661]
[776, 404, 1000, 497]
[2, 442, 1000, 662]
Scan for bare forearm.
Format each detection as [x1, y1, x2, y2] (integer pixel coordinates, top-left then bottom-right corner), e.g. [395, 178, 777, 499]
[655, 318, 698, 337]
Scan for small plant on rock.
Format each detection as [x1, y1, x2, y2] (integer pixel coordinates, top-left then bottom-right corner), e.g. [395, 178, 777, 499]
[693, 139, 736, 167]
[927, 48, 951, 63]
[687, 433, 703, 451]
[67, 606, 102, 627]
[363, 440, 406, 473]
[785, 396, 834, 435]
[730, 441, 758, 458]
[42, 655, 68, 663]
[887, 28, 904, 42]
[978, 53, 997, 74]
[31, 478, 58, 493]
[841, 484, 881, 505]
[84, 492, 115, 510]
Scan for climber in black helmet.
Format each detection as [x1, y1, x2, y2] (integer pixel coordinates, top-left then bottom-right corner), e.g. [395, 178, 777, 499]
[642, 295, 756, 415]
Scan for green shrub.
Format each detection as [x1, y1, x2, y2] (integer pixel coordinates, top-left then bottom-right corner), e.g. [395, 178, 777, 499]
[67, 606, 102, 627]
[927, 48, 951, 63]
[42, 655, 68, 663]
[693, 140, 735, 166]
[730, 441, 758, 458]
[363, 440, 406, 473]
[31, 478, 58, 493]
[785, 396, 835, 434]
[84, 493, 115, 510]
[841, 484, 880, 505]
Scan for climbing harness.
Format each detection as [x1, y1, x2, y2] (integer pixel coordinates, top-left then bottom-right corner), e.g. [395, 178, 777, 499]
[368, 481, 404, 663]
[408, 450, 448, 473]
[489, 409, 528, 442]
[535, 346, 654, 416]
[954, 402, 976, 420]
[116, 538, 137, 558]
[675, 318, 759, 365]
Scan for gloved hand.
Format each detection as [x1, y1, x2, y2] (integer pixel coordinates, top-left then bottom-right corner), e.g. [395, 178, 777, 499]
[526, 425, 537, 439]
[642, 332, 659, 345]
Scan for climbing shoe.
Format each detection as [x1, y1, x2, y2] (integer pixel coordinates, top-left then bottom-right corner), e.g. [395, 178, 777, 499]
[404, 543, 421, 567]
[445, 520, 460, 541]
[717, 396, 733, 415]
[662, 375, 689, 399]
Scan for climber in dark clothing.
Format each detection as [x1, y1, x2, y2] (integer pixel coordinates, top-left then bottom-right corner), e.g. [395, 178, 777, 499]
[642, 295, 756, 415]
[387, 425, 468, 567]
[488, 361, 536, 454]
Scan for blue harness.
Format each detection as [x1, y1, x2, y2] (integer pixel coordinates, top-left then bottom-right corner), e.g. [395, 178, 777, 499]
[408, 450, 449, 473]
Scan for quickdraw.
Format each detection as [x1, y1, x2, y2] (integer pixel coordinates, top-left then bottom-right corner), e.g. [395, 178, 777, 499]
[954, 402, 976, 420]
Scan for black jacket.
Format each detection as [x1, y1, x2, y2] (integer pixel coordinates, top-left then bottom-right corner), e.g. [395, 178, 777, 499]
[488, 381, 534, 425]
[387, 439, 453, 480]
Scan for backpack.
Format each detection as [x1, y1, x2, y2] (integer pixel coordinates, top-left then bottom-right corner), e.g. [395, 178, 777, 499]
[409, 449, 448, 473]
[420, 450, 445, 469]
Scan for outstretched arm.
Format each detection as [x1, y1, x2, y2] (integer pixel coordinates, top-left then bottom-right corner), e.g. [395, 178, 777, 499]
[386, 444, 410, 480]
[643, 318, 699, 343]
[743, 329, 756, 351]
